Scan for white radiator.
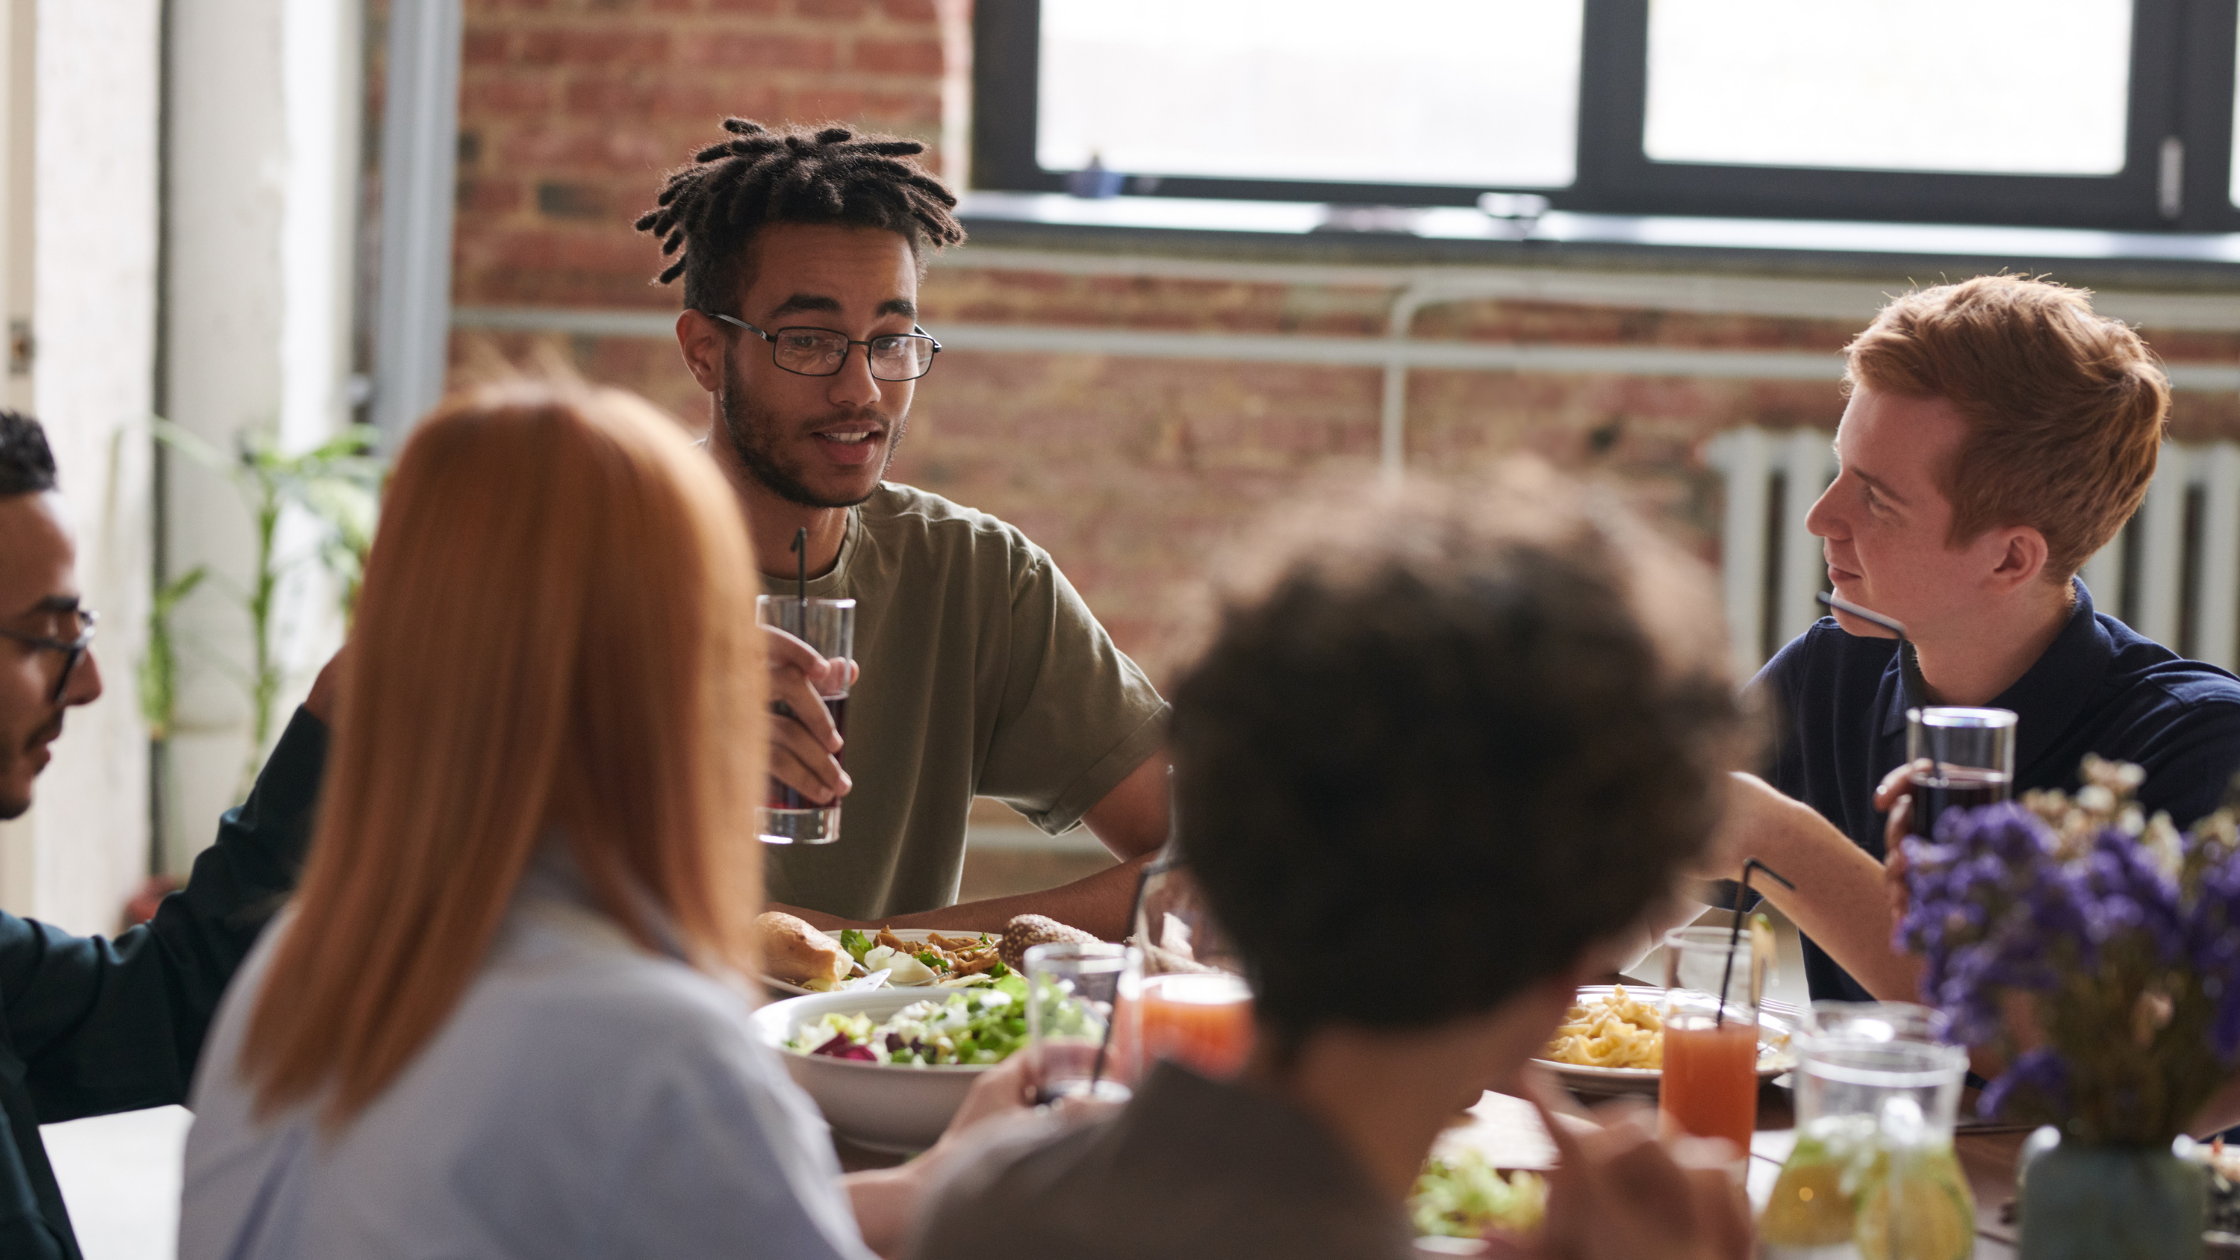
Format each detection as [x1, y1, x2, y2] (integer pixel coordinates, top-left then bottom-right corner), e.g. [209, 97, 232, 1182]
[1707, 430, 2240, 681]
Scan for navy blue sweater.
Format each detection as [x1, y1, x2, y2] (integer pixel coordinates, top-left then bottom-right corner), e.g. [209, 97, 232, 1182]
[1754, 582, 2240, 1001]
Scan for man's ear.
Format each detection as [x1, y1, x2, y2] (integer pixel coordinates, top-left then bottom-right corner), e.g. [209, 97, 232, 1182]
[675, 310, 728, 394]
[1985, 524, 2051, 593]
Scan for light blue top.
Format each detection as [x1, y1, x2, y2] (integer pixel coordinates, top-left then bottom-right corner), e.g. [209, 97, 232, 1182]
[178, 853, 871, 1260]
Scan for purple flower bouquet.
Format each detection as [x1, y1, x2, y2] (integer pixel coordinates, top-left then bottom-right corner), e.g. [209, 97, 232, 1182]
[1898, 757, 2240, 1146]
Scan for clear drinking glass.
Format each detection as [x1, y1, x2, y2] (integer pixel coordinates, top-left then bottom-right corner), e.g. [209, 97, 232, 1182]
[1759, 1035, 1975, 1260]
[1807, 1000, 1951, 1046]
[1024, 942, 1132, 1105]
[1123, 848, 1253, 1082]
[757, 595, 855, 845]
[1659, 926, 1764, 1156]
[1904, 707, 2017, 842]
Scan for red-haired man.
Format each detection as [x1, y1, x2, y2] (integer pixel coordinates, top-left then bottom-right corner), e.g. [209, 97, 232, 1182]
[1710, 276, 2240, 1003]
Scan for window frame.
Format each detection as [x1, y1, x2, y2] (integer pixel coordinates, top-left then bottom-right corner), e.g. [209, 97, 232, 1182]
[972, 0, 2240, 232]
[970, 0, 1569, 207]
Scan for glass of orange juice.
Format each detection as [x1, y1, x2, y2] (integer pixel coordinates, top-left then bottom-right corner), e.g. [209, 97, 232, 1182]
[1137, 970, 1253, 1078]
[1122, 849, 1255, 1080]
[1658, 926, 1763, 1157]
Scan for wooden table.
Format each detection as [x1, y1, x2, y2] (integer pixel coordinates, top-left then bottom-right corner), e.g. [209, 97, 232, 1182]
[845, 1076, 2236, 1256]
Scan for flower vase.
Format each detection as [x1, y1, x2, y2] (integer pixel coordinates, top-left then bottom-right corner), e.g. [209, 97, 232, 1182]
[2018, 1130, 2205, 1260]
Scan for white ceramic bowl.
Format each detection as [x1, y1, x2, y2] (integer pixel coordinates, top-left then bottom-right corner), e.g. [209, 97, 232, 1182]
[751, 987, 994, 1153]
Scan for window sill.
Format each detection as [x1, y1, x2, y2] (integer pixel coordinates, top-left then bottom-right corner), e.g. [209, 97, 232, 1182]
[956, 192, 2240, 288]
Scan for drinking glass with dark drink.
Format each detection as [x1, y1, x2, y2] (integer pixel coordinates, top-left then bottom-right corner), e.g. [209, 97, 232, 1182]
[757, 595, 855, 845]
[1902, 707, 2015, 842]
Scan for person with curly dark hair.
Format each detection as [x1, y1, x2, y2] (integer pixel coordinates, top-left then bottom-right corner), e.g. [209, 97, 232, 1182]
[913, 464, 1755, 1260]
[0, 409, 336, 1258]
[637, 121, 1169, 936]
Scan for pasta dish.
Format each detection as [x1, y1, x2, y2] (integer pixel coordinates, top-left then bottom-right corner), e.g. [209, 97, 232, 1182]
[1542, 985, 1664, 1070]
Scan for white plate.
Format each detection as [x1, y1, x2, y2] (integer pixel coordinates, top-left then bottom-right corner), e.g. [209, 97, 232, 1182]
[1534, 985, 1800, 1096]
[750, 987, 996, 1152]
[761, 927, 998, 995]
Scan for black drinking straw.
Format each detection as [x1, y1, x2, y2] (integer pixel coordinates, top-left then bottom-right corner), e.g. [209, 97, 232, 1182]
[1087, 773, 1178, 1096]
[790, 527, 808, 611]
[1816, 590, 1926, 716]
[1084, 857, 1161, 1096]
[1817, 589, 1944, 799]
[1716, 858, 1794, 1028]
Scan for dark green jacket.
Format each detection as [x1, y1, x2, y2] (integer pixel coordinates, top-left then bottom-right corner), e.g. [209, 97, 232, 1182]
[0, 708, 326, 1258]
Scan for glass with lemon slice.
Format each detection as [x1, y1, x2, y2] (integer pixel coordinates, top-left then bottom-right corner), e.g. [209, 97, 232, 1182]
[1760, 1028, 1974, 1260]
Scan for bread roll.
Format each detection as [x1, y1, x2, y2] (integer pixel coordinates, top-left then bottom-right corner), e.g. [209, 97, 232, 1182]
[757, 912, 851, 990]
[998, 914, 1101, 971]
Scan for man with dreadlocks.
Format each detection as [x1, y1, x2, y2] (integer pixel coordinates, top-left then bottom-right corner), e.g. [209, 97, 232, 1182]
[638, 120, 1169, 936]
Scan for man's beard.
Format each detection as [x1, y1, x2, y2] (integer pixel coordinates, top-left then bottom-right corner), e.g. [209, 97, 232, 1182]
[718, 347, 908, 510]
[0, 712, 62, 820]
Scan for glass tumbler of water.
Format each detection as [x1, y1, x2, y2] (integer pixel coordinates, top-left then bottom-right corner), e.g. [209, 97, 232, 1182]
[1904, 707, 2016, 842]
[1025, 942, 1132, 1105]
[757, 595, 855, 845]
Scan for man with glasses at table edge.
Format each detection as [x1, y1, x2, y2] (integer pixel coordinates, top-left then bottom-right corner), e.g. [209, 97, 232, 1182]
[1691, 276, 2240, 1012]
[0, 409, 338, 1258]
[635, 120, 1171, 938]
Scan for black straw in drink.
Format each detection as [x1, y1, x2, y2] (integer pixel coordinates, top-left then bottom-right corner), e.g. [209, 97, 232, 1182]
[757, 532, 856, 844]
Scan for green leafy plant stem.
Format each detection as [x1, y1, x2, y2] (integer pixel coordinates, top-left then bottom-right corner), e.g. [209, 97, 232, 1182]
[148, 417, 383, 800]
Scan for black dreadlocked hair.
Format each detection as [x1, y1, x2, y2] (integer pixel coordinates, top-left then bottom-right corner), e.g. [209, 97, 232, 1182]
[635, 119, 966, 314]
[0, 410, 56, 497]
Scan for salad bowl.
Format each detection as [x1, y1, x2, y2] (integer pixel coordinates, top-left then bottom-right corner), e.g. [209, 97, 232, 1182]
[751, 987, 1000, 1153]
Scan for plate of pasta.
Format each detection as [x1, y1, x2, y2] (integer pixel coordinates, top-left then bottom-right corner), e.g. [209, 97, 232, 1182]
[1536, 985, 1800, 1095]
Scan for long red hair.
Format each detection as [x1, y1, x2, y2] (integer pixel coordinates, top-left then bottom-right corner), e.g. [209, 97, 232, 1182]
[241, 379, 765, 1126]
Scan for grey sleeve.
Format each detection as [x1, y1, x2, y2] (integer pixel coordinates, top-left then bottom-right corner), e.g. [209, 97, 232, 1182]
[908, 1116, 1076, 1260]
[975, 549, 1167, 834]
[603, 1039, 872, 1260]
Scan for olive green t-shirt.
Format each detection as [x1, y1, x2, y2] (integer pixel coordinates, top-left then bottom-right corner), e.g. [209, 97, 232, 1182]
[765, 483, 1167, 920]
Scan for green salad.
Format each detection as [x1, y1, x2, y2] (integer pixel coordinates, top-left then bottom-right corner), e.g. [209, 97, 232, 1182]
[788, 973, 1039, 1066]
[1409, 1150, 1547, 1240]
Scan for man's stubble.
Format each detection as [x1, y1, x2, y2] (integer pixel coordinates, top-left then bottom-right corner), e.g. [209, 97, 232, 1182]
[718, 344, 909, 511]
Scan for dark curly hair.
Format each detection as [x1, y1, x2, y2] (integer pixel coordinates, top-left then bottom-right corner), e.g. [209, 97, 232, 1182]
[634, 119, 966, 314]
[0, 410, 56, 497]
[1169, 465, 1749, 1050]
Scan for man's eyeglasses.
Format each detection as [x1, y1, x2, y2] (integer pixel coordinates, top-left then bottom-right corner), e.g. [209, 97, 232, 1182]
[0, 608, 97, 704]
[706, 313, 941, 382]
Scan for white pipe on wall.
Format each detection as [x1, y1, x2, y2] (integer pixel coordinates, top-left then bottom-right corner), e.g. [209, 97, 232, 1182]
[371, 0, 462, 444]
[2136, 444, 2192, 650]
[1706, 427, 1771, 683]
[2196, 443, 2240, 674]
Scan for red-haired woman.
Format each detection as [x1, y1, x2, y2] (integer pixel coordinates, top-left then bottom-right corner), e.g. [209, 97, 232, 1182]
[179, 380, 1018, 1259]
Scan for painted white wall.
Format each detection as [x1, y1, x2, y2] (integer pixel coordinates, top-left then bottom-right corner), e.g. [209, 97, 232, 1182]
[0, 0, 161, 934]
[162, 0, 361, 870]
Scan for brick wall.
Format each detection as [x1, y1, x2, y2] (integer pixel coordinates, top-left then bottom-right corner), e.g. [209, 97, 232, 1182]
[446, 0, 2240, 687]
[453, 0, 947, 309]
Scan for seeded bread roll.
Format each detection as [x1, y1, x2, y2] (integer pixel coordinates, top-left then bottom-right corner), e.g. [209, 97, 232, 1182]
[756, 912, 851, 991]
[999, 914, 1101, 971]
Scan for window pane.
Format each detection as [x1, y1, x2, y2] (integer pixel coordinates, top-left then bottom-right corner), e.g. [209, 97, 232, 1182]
[1645, 0, 2132, 176]
[2231, 20, 2240, 206]
[1037, 0, 1583, 189]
